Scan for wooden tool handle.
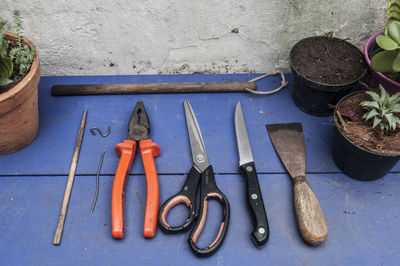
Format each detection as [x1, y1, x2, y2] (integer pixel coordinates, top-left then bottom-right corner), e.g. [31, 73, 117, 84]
[53, 109, 87, 245]
[293, 177, 328, 246]
[51, 82, 257, 96]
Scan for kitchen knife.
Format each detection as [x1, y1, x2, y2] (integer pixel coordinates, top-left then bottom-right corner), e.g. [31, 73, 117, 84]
[234, 102, 269, 247]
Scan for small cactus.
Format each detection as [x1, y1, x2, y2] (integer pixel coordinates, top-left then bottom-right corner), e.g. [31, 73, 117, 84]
[360, 85, 400, 131]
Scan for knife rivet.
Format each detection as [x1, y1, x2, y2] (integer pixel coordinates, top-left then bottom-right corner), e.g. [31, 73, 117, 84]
[251, 193, 258, 200]
[258, 227, 265, 234]
[246, 166, 253, 172]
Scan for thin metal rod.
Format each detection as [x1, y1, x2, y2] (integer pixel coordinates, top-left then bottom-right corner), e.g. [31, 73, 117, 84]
[53, 109, 87, 245]
[91, 150, 106, 213]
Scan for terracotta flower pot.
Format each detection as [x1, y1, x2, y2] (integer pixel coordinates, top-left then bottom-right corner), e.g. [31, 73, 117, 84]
[0, 32, 40, 154]
[364, 30, 400, 94]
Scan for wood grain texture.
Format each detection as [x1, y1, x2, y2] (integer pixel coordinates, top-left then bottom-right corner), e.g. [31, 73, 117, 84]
[53, 109, 87, 245]
[0, 32, 40, 154]
[293, 177, 328, 246]
[51, 82, 257, 95]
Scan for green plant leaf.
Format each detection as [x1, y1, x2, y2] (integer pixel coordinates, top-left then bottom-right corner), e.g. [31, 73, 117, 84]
[365, 91, 381, 102]
[380, 123, 389, 131]
[376, 35, 399, 50]
[385, 112, 394, 121]
[371, 50, 398, 72]
[388, 4, 400, 17]
[360, 100, 380, 109]
[0, 21, 6, 31]
[385, 113, 397, 129]
[393, 52, 400, 72]
[380, 84, 390, 103]
[365, 109, 379, 120]
[0, 57, 13, 79]
[390, 92, 400, 102]
[394, 116, 400, 126]
[392, 104, 400, 112]
[0, 77, 13, 85]
[389, 21, 400, 43]
[0, 38, 7, 56]
[389, 0, 400, 7]
[373, 117, 382, 128]
[388, 10, 400, 21]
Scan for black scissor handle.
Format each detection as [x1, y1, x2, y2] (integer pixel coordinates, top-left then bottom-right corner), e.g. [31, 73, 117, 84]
[188, 165, 230, 257]
[158, 167, 201, 233]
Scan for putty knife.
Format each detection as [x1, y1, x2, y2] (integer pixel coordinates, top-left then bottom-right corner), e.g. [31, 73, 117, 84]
[266, 123, 328, 246]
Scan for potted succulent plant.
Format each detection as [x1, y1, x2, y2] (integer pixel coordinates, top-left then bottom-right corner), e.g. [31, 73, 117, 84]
[365, 0, 400, 94]
[290, 34, 367, 116]
[0, 10, 39, 154]
[332, 84, 400, 181]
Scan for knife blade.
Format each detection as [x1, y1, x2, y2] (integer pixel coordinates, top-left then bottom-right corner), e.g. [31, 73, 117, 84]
[234, 102, 269, 247]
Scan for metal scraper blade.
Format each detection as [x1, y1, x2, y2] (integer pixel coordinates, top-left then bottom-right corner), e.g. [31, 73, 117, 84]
[266, 123, 306, 179]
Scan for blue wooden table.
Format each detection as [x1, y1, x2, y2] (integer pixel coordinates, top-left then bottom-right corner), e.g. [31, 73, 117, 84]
[0, 74, 399, 265]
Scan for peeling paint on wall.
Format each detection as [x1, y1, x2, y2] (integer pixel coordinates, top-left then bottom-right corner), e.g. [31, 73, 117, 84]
[0, 0, 387, 76]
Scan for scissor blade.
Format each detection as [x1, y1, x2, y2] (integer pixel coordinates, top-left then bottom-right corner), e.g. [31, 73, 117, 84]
[184, 100, 209, 172]
[234, 102, 254, 166]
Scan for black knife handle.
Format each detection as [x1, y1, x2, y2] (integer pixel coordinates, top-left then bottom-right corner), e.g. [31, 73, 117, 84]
[239, 162, 269, 247]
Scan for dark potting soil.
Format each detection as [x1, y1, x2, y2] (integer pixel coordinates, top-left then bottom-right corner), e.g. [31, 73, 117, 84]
[335, 92, 400, 155]
[291, 37, 366, 85]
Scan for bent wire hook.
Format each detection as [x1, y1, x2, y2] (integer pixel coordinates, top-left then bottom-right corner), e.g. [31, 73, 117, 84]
[90, 126, 111, 137]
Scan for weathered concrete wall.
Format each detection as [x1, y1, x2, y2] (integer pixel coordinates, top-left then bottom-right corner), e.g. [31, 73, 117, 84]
[1, 0, 386, 76]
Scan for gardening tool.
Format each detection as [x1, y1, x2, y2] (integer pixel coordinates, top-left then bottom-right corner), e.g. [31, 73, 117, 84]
[266, 123, 328, 246]
[51, 71, 288, 96]
[111, 101, 160, 239]
[158, 100, 230, 257]
[53, 109, 87, 245]
[234, 102, 269, 247]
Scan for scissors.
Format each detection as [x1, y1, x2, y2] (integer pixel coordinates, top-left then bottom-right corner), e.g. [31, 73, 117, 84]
[158, 100, 230, 257]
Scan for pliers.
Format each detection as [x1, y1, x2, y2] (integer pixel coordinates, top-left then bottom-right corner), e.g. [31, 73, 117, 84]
[111, 101, 161, 239]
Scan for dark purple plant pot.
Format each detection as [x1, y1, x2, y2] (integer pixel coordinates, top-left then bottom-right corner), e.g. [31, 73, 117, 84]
[364, 30, 400, 94]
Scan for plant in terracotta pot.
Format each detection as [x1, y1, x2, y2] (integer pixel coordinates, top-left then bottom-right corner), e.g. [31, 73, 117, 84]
[332, 85, 400, 181]
[365, 0, 400, 94]
[0, 10, 40, 154]
[290, 34, 367, 116]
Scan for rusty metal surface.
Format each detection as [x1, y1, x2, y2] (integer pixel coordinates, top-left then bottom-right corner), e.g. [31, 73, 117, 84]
[266, 123, 306, 179]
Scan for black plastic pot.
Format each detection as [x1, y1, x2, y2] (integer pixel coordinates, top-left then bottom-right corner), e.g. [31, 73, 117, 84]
[332, 92, 400, 181]
[290, 37, 367, 116]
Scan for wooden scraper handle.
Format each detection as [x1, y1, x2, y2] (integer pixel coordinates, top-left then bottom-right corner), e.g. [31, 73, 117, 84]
[293, 176, 328, 246]
[51, 82, 257, 96]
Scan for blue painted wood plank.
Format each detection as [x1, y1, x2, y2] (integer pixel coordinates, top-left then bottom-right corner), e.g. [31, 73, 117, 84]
[0, 173, 399, 265]
[0, 74, 398, 176]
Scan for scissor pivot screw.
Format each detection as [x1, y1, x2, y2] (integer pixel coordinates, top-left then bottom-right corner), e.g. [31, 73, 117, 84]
[251, 193, 258, 200]
[246, 166, 253, 172]
[196, 155, 205, 163]
[258, 227, 265, 234]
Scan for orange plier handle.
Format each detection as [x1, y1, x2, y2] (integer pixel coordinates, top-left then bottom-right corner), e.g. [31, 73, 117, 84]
[111, 139, 161, 239]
